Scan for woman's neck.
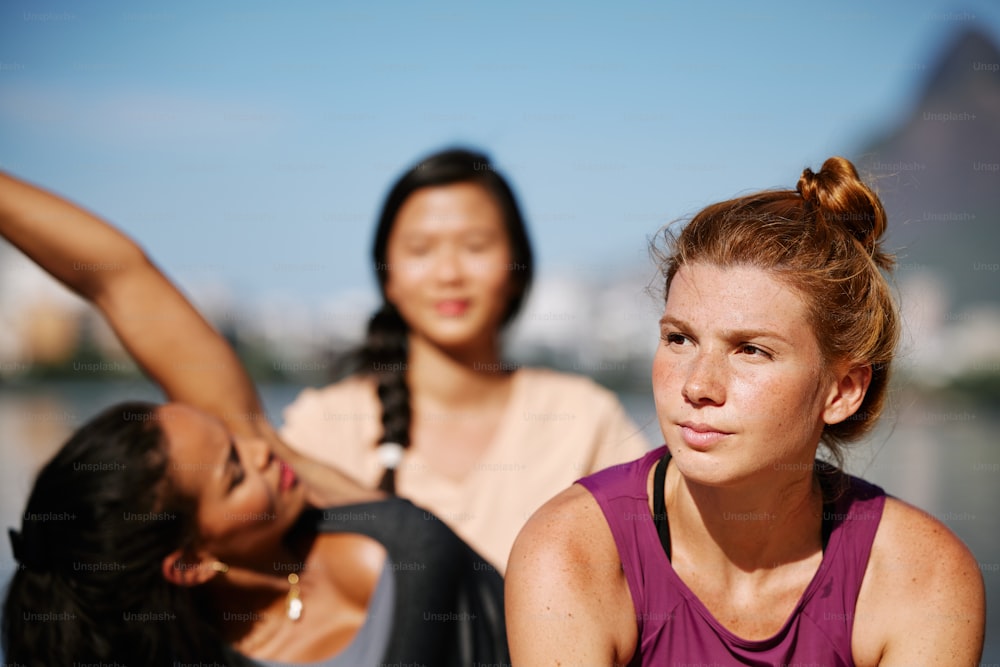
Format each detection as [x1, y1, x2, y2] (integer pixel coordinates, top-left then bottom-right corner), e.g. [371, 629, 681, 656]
[664, 463, 826, 573]
[209, 537, 309, 640]
[406, 333, 512, 408]
[212, 572, 298, 653]
[210, 539, 324, 655]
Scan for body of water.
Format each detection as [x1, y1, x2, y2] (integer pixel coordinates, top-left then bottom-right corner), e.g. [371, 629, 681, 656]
[1, 380, 997, 659]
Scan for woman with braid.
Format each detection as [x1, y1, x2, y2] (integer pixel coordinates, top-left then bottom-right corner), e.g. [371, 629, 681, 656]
[281, 148, 650, 572]
[506, 157, 985, 665]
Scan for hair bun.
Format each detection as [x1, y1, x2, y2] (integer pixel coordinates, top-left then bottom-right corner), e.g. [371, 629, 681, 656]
[796, 156, 893, 270]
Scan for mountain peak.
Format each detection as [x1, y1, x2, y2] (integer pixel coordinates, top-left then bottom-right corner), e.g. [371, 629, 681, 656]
[855, 24, 1000, 309]
[920, 26, 1000, 109]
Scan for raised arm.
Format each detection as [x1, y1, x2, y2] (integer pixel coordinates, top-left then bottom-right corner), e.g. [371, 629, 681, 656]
[0, 171, 269, 436]
[0, 171, 379, 505]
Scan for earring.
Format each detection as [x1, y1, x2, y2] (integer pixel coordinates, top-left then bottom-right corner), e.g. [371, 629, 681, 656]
[287, 572, 303, 621]
[211, 561, 229, 574]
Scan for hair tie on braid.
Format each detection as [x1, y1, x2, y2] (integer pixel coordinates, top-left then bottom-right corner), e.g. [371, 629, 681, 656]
[377, 442, 405, 470]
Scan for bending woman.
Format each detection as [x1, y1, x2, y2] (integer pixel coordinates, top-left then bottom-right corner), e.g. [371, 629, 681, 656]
[0, 171, 508, 666]
[281, 147, 649, 571]
[506, 157, 986, 665]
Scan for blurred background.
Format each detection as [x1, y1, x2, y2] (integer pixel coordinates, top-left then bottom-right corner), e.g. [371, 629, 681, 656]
[1, 0, 999, 657]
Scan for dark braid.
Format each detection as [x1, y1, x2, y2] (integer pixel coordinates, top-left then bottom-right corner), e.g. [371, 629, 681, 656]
[359, 304, 411, 493]
[355, 147, 534, 494]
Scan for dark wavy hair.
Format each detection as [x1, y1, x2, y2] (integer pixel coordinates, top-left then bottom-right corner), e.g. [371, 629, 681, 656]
[357, 147, 534, 492]
[2, 401, 234, 665]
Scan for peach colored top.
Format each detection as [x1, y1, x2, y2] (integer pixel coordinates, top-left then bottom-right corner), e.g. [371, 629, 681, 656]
[280, 368, 651, 572]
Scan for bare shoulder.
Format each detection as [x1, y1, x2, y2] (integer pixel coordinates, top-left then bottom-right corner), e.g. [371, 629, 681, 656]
[506, 483, 637, 666]
[854, 496, 985, 666]
[509, 482, 621, 577]
[869, 497, 983, 599]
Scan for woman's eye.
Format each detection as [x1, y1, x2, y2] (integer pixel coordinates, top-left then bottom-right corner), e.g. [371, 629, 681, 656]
[228, 444, 245, 490]
[739, 344, 771, 359]
[661, 332, 688, 345]
[464, 238, 493, 252]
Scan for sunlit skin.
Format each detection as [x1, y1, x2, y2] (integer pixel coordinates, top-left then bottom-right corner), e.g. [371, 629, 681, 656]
[504, 231, 983, 664]
[506, 262, 875, 659]
[384, 182, 514, 360]
[648, 262, 873, 640]
[158, 403, 387, 661]
[158, 403, 309, 567]
[653, 262, 862, 492]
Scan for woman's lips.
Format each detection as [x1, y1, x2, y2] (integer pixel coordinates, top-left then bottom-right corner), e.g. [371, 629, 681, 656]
[435, 299, 470, 316]
[278, 460, 298, 492]
[679, 423, 730, 450]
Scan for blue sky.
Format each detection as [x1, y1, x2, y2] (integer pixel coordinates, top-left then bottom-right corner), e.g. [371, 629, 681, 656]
[2, 0, 999, 306]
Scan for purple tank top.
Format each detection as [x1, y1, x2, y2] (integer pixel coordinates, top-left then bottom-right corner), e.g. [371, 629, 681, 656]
[577, 446, 886, 667]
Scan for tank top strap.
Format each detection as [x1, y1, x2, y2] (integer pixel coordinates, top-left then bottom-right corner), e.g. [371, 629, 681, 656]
[652, 451, 671, 560]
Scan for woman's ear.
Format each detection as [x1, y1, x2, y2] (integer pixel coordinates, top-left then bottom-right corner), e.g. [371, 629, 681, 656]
[822, 362, 873, 426]
[161, 548, 220, 587]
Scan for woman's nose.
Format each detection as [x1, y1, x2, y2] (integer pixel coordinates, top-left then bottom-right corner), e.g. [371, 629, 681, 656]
[682, 351, 726, 406]
[432, 247, 463, 282]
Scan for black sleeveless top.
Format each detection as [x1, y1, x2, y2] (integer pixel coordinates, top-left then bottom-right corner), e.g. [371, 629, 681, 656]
[228, 497, 509, 666]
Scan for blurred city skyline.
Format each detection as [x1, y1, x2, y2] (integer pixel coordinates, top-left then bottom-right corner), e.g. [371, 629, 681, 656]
[2, 1, 999, 303]
[3, 3, 999, 390]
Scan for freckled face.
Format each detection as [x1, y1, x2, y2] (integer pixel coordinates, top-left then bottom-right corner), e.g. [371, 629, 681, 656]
[158, 404, 307, 563]
[652, 263, 843, 488]
[383, 183, 514, 351]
